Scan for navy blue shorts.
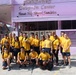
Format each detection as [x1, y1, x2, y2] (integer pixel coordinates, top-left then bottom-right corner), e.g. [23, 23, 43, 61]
[62, 52, 70, 56]
[2, 61, 7, 67]
[44, 48, 51, 54]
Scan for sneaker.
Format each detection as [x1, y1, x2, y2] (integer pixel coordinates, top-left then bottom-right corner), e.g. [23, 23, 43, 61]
[68, 65, 71, 68]
[8, 67, 11, 71]
[19, 65, 22, 68]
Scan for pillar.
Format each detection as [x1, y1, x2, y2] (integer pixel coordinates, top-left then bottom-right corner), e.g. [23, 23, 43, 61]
[58, 21, 61, 30]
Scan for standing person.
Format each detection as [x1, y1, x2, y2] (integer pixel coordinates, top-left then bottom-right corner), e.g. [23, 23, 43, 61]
[40, 35, 45, 52]
[50, 32, 56, 43]
[52, 35, 60, 65]
[19, 32, 23, 47]
[1, 34, 9, 53]
[22, 33, 30, 56]
[34, 34, 40, 54]
[62, 34, 71, 68]
[8, 32, 12, 46]
[2, 41, 10, 53]
[29, 33, 35, 49]
[44, 34, 52, 54]
[13, 37, 20, 62]
[2, 48, 12, 71]
[59, 32, 65, 64]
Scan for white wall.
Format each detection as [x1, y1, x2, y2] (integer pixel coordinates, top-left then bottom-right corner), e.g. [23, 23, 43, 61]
[0, 0, 11, 5]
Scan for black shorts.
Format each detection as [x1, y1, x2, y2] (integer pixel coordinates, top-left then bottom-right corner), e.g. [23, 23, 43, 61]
[30, 59, 36, 64]
[34, 47, 40, 54]
[44, 48, 51, 54]
[62, 52, 70, 56]
[13, 48, 20, 57]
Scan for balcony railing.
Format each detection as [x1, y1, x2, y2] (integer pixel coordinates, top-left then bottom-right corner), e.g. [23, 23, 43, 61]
[0, 0, 12, 5]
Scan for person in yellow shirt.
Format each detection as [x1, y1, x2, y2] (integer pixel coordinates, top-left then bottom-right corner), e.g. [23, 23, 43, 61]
[50, 32, 55, 42]
[37, 49, 53, 70]
[19, 32, 23, 47]
[44, 34, 52, 54]
[8, 32, 12, 46]
[59, 32, 65, 64]
[62, 34, 71, 68]
[17, 47, 27, 68]
[2, 48, 12, 71]
[33, 34, 40, 54]
[22, 33, 30, 56]
[52, 35, 60, 65]
[13, 36, 20, 61]
[1, 34, 9, 53]
[29, 33, 35, 49]
[2, 41, 10, 53]
[29, 48, 38, 65]
[59, 32, 65, 55]
[10, 33, 16, 53]
[40, 35, 45, 52]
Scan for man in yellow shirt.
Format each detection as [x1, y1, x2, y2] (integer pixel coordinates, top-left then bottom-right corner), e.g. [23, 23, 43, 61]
[1, 34, 9, 53]
[33, 34, 40, 54]
[29, 48, 38, 65]
[50, 32, 55, 42]
[44, 34, 52, 54]
[62, 34, 71, 68]
[40, 35, 45, 52]
[37, 49, 53, 70]
[29, 33, 35, 49]
[22, 34, 30, 56]
[2, 48, 12, 71]
[17, 47, 27, 68]
[52, 35, 60, 65]
[19, 32, 23, 47]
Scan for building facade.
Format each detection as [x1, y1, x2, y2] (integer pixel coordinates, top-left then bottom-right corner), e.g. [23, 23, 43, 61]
[0, 0, 76, 54]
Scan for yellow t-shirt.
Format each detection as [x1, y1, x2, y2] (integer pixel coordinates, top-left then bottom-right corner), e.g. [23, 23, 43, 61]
[1, 38, 9, 45]
[53, 39, 59, 50]
[29, 37, 35, 46]
[63, 39, 71, 52]
[38, 52, 51, 61]
[19, 36, 23, 47]
[18, 52, 26, 60]
[29, 51, 38, 59]
[9, 37, 12, 46]
[14, 41, 20, 48]
[2, 52, 11, 59]
[22, 38, 30, 51]
[59, 36, 65, 46]
[40, 40, 45, 48]
[34, 38, 40, 47]
[50, 36, 55, 42]
[44, 39, 51, 48]
[11, 37, 15, 46]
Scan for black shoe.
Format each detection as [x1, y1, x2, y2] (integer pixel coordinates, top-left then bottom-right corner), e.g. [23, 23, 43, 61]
[19, 65, 22, 68]
[8, 67, 11, 71]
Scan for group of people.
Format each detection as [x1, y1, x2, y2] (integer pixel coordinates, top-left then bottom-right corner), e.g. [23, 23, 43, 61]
[0, 31, 71, 71]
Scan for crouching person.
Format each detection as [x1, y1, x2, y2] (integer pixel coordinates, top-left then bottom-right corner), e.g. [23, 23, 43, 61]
[29, 48, 38, 65]
[2, 48, 12, 71]
[37, 49, 53, 70]
[17, 47, 26, 68]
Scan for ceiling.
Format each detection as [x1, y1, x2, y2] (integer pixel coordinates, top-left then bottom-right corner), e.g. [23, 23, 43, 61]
[0, 5, 11, 24]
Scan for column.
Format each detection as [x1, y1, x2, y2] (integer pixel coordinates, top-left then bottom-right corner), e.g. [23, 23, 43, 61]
[58, 21, 61, 30]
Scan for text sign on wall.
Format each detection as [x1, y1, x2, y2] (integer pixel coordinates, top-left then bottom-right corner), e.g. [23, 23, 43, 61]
[12, 2, 76, 18]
